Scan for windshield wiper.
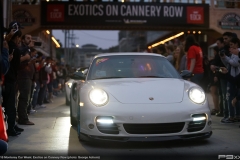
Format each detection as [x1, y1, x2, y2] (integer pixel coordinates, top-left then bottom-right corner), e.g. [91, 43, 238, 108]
[93, 77, 127, 80]
[138, 76, 166, 78]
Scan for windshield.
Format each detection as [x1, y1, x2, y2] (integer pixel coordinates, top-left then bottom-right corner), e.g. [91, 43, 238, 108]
[87, 55, 181, 80]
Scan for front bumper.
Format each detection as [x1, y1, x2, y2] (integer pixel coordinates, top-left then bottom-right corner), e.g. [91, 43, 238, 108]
[80, 131, 212, 142]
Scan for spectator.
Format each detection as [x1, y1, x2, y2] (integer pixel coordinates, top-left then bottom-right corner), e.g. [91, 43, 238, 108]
[157, 44, 167, 57]
[17, 34, 35, 125]
[184, 35, 204, 86]
[31, 52, 43, 109]
[37, 57, 52, 108]
[165, 44, 175, 64]
[220, 36, 240, 123]
[2, 22, 28, 136]
[1, 40, 10, 75]
[27, 47, 38, 114]
[173, 45, 186, 72]
[208, 46, 220, 115]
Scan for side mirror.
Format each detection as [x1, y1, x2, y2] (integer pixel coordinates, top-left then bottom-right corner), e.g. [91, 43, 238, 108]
[70, 71, 86, 80]
[180, 70, 194, 80]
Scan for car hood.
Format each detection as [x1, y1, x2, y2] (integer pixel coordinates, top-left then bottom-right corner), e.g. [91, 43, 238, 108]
[89, 78, 184, 104]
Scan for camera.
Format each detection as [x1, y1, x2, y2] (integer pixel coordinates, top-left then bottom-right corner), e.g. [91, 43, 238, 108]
[215, 66, 222, 73]
[219, 50, 225, 57]
[11, 23, 19, 33]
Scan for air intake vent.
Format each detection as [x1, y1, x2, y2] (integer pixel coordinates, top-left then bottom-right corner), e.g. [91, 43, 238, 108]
[96, 123, 119, 134]
[123, 122, 185, 134]
[188, 113, 207, 132]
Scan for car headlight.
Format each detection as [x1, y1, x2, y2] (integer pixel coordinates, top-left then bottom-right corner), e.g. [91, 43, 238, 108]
[67, 82, 72, 88]
[89, 89, 108, 106]
[188, 87, 205, 104]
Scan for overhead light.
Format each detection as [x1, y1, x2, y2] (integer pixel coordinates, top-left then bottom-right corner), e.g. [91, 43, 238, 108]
[46, 30, 50, 34]
[76, 44, 79, 47]
[198, 31, 201, 34]
[150, 32, 184, 48]
[51, 37, 61, 48]
[187, 31, 190, 34]
[193, 31, 196, 34]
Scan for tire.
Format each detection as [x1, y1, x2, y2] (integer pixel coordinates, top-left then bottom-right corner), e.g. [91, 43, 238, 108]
[65, 94, 70, 106]
[77, 106, 87, 142]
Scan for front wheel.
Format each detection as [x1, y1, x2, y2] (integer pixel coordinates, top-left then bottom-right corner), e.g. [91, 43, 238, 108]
[70, 95, 77, 126]
[65, 94, 70, 106]
[77, 106, 87, 142]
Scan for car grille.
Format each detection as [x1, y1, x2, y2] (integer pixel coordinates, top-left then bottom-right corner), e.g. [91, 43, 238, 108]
[123, 122, 185, 134]
[96, 123, 119, 134]
[187, 114, 207, 132]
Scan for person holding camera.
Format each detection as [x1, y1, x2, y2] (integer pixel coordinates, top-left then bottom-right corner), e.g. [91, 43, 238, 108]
[210, 33, 234, 121]
[16, 34, 35, 125]
[220, 36, 240, 123]
[2, 22, 29, 136]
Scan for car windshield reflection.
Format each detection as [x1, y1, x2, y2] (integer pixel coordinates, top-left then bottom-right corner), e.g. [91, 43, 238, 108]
[87, 55, 180, 80]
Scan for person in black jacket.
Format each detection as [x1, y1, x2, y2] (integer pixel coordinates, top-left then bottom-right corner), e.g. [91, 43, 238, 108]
[2, 22, 30, 136]
[210, 33, 233, 122]
[17, 34, 35, 125]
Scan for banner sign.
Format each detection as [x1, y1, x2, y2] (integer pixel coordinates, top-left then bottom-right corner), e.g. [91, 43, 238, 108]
[13, 10, 36, 26]
[218, 13, 240, 30]
[41, 1, 209, 30]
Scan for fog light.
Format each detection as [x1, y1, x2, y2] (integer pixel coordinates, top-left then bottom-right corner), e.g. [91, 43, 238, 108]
[96, 117, 113, 124]
[88, 124, 94, 129]
[193, 117, 206, 121]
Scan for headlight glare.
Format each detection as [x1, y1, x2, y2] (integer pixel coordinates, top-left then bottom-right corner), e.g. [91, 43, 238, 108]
[67, 82, 72, 88]
[189, 87, 205, 104]
[89, 89, 108, 106]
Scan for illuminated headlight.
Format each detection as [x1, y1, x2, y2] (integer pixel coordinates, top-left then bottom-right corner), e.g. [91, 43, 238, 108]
[89, 89, 108, 106]
[193, 117, 206, 121]
[67, 82, 72, 88]
[188, 87, 205, 104]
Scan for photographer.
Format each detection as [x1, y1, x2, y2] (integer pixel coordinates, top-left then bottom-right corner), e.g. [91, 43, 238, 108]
[210, 33, 233, 121]
[16, 34, 35, 125]
[2, 22, 28, 136]
[219, 36, 240, 123]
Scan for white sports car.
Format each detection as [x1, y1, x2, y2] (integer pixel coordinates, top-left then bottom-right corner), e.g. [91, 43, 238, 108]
[70, 53, 212, 142]
[65, 67, 88, 105]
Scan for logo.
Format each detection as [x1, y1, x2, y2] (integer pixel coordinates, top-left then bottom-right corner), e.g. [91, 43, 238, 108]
[13, 10, 35, 26]
[218, 155, 240, 159]
[47, 4, 65, 22]
[123, 19, 147, 24]
[187, 7, 204, 24]
[218, 13, 240, 30]
[149, 97, 154, 101]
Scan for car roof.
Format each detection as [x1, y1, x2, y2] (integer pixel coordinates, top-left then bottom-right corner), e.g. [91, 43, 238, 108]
[94, 52, 165, 59]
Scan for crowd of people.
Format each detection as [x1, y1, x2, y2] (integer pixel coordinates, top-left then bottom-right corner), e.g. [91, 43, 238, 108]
[150, 32, 240, 127]
[1, 20, 240, 155]
[0, 21, 71, 154]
